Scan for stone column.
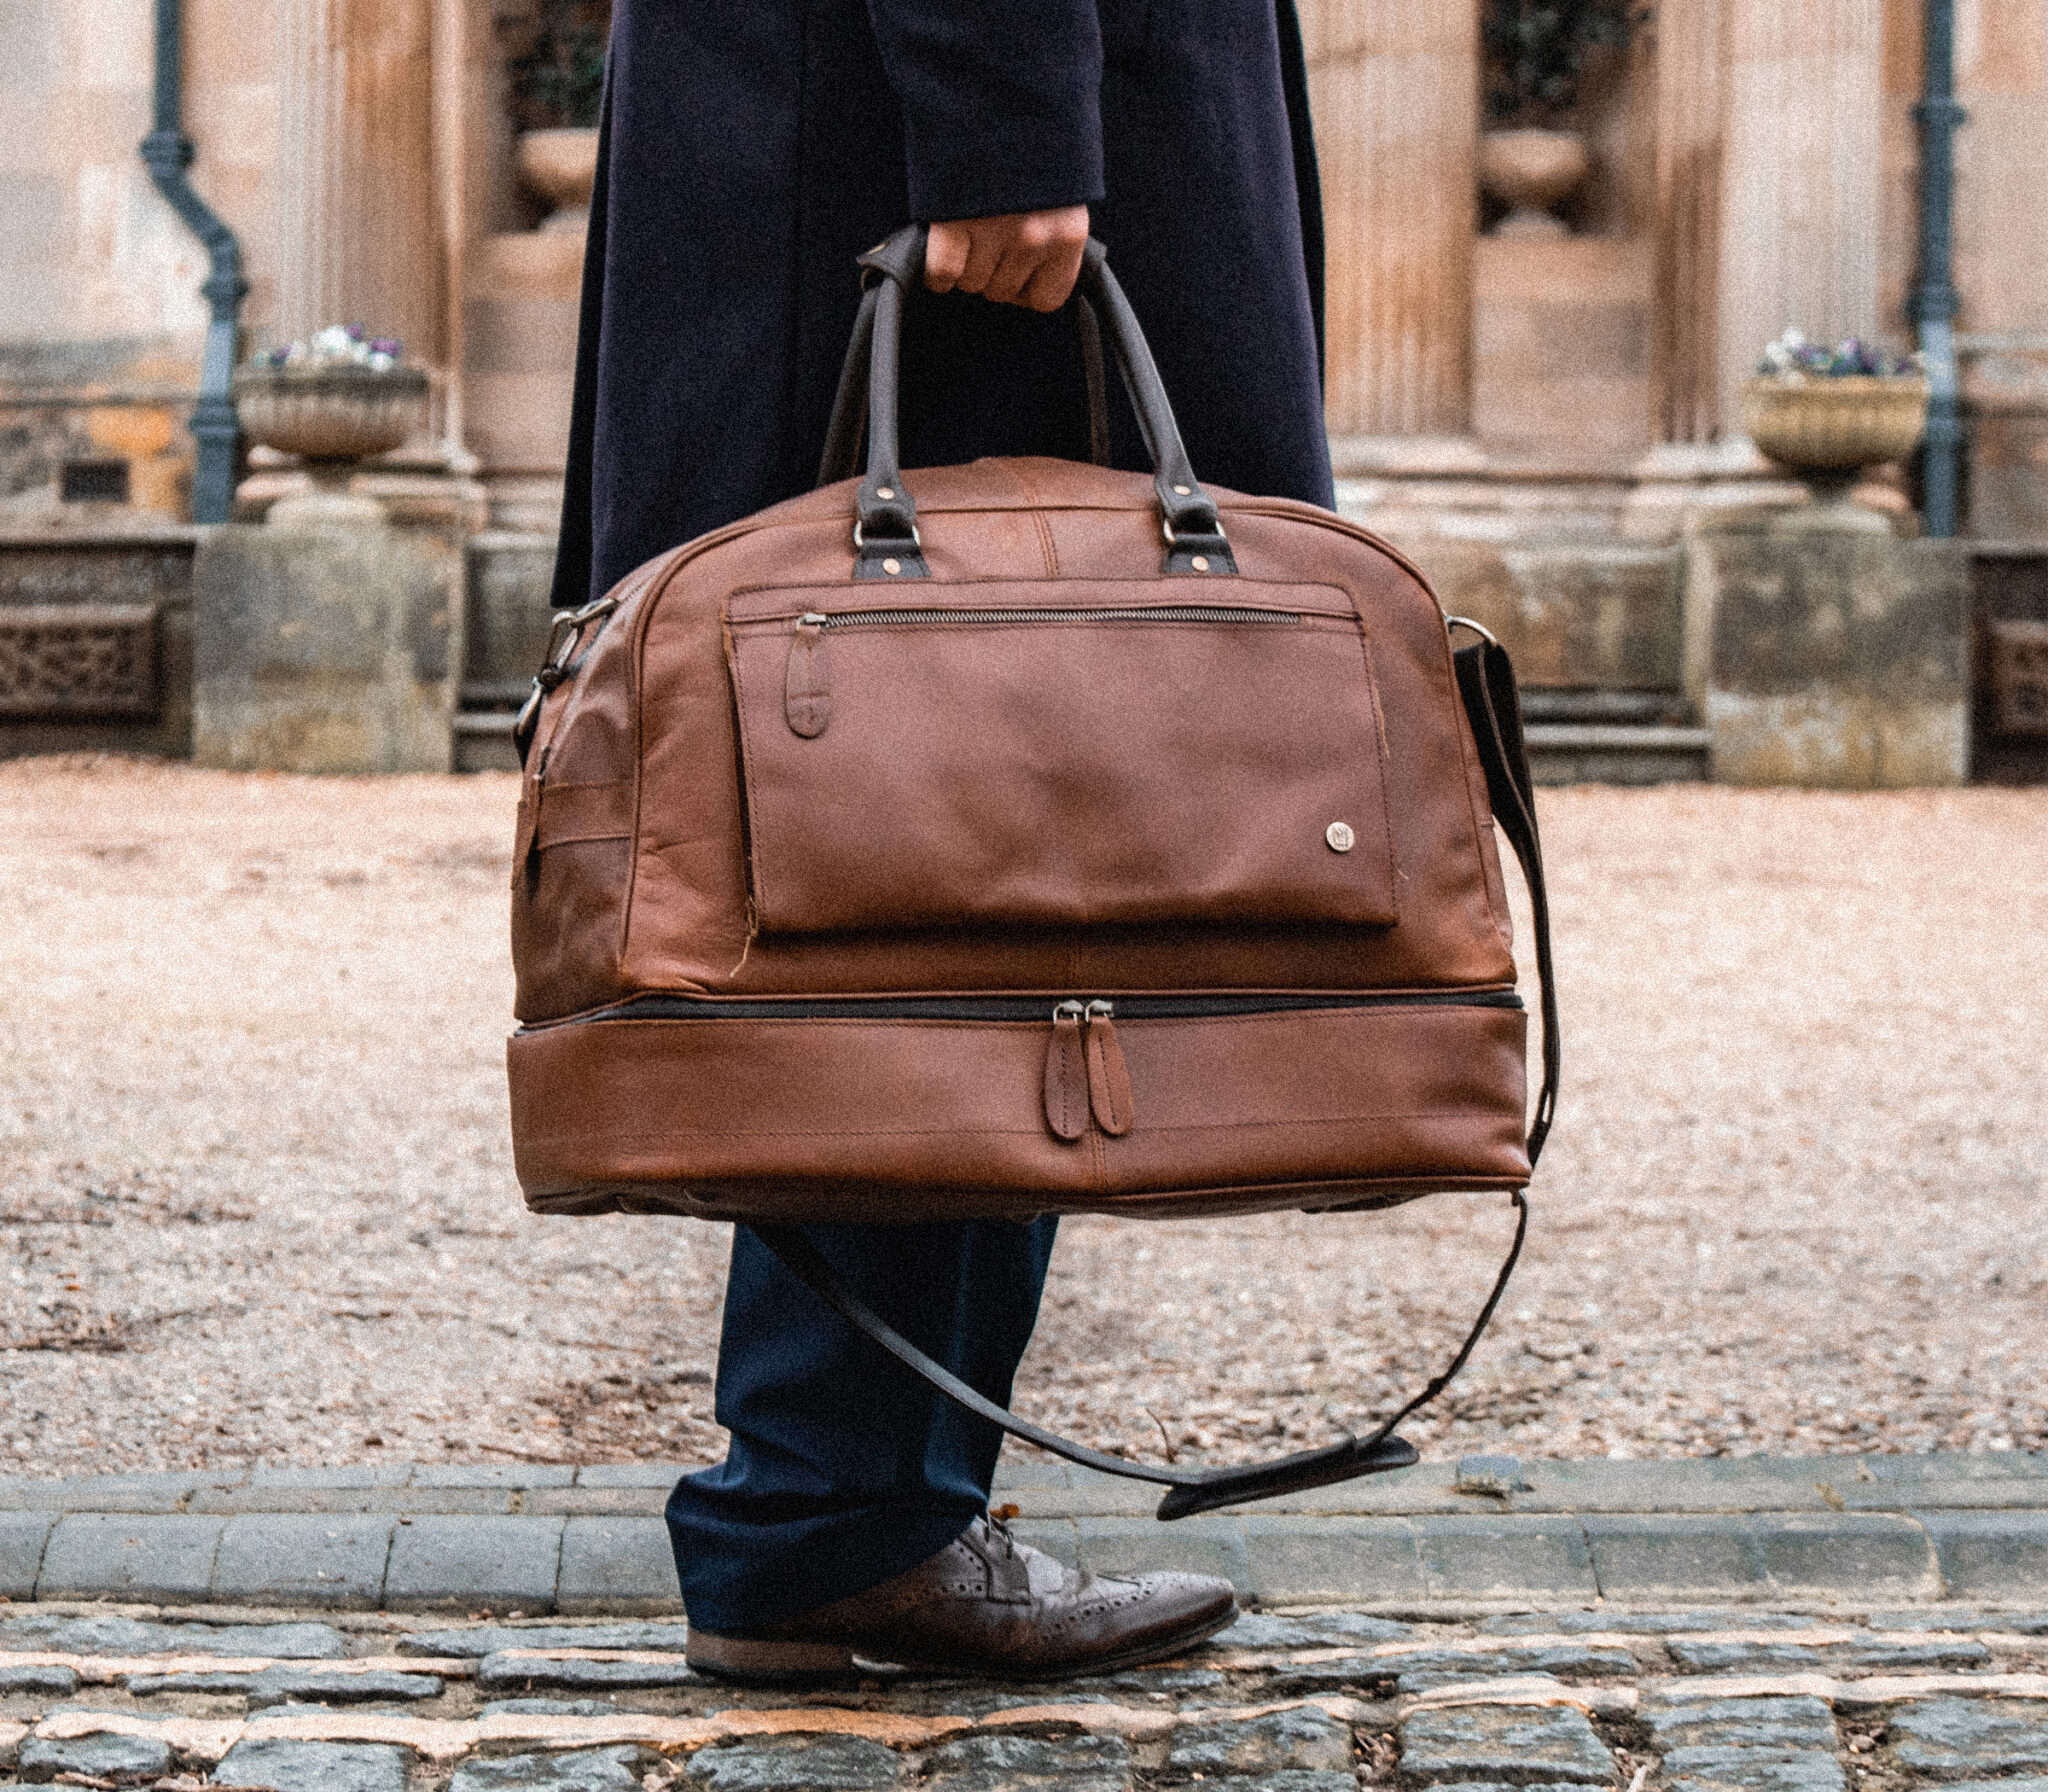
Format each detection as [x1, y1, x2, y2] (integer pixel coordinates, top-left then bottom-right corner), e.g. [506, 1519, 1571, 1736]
[432, 0, 471, 449]
[275, 0, 444, 365]
[1300, 0, 1479, 439]
[1650, 0, 1727, 444]
[1715, 0, 1887, 429]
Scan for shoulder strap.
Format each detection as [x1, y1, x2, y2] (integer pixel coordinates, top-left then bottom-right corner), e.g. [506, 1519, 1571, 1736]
[756, 631, 1557, 1521]
[1451, 626, 1558, 1164]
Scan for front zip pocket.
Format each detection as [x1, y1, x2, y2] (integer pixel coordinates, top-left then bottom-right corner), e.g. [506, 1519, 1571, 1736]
[724, 578, 1400, 937]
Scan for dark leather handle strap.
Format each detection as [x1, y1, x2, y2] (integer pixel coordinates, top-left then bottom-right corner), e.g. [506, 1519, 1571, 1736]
[755, 640, 1556, 1521]
[817, 279, 884, 497]
[817, 280, 1113, 489]
[831, 224, 1237, 579]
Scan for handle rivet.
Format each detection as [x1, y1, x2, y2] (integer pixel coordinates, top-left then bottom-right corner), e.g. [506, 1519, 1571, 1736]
[883, 558, 902, 576]
[1173, 484, 1191, 496]
[1191, 555, 1210, 572]
[1326, 821, 1356, 853]
[877, 487, 895, 500]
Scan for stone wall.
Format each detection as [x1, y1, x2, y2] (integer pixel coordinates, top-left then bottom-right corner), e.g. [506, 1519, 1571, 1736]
[0, 0, 286, 515]
[0, 528, 198, 759]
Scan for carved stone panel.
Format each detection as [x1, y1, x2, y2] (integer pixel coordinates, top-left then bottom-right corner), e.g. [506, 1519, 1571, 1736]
[0, 604, 161, 719]
[1987, 618, 2048, 739]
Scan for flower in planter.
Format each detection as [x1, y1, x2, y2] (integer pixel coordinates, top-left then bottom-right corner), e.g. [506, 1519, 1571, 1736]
[1483, 0, 1650, 125]
[253, 324, 407, 374]
[502, 0, 611, 133]
[1758, 328, 1921, 380]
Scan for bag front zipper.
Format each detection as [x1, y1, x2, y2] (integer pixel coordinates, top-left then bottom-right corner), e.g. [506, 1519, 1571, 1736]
[802, 605, 1302, 629]
[783, 604, 1302, 737]
[563, 990, 1522, 1144]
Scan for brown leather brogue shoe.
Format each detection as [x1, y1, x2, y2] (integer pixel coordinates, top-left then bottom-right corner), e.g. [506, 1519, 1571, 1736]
[686, 1515, 1236, 1684]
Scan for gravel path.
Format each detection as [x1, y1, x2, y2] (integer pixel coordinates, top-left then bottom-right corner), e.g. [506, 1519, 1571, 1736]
[2, 758, 2043, 1477]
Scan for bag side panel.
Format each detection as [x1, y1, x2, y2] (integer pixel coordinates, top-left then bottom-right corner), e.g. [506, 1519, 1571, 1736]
[510, 561, 662, 1022]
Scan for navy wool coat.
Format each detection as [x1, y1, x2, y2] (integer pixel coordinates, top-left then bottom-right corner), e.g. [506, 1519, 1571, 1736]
[551, 0, 1334, 610]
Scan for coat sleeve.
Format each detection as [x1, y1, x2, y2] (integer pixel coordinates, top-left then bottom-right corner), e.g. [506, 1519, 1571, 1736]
[864, 0, 1104, 222]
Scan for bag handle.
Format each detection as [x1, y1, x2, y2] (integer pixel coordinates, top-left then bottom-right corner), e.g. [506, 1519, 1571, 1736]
[756, 632, 1557, 1521]
[817, 270, 1113, 491]
[820, 224, 1237, 581]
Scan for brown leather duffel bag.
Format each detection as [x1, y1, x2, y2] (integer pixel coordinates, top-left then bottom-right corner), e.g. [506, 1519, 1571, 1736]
[507, 228, 1558, 1517]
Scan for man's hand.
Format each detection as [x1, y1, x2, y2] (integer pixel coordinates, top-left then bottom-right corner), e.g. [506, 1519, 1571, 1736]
[926, 207, 1090, 312]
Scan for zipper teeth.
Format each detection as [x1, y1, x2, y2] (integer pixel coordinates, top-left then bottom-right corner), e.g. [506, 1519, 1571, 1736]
[581, 990, 1523, 1025]
[813, 605, 1300, 628]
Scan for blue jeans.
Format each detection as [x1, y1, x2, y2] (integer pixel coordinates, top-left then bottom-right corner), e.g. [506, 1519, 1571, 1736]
[665, 1217, 1059, 1634]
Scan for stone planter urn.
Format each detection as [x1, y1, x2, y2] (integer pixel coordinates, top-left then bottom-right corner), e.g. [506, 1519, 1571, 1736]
[1479, 128, 1592, 238]
[233, 365, 431, 527]
[517, 126, 600, 234]
[1741, 374, 1931, 513]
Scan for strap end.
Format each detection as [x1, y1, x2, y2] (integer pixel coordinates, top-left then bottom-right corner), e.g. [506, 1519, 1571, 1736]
[1154, 1433, 1420, 1522]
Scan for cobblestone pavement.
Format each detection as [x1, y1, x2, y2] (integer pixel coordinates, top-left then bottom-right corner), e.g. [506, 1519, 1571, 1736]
[0, 1599, 2043, 1792]
[3, 762, 2046, 1475]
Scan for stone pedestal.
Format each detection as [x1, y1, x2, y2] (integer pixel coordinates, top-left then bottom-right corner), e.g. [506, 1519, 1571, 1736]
[1686, 506, 1970, 787]
[1474, 237, 1653, 452]
[193, 508, 461, 773]
[462, 231, 585, 525]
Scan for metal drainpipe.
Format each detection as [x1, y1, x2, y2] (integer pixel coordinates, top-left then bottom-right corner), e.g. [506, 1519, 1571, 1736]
[1912, 0, 1967, 538]
[139, 0, 248, 525]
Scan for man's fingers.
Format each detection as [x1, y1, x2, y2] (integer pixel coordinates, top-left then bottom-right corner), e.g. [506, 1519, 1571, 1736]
[956, 225, 1007, 297]
[982, 238, 1040, 307]
[924, 222, 969, 293]
[1019, 234, 1086, 313]
[924, 207, 1091, 307]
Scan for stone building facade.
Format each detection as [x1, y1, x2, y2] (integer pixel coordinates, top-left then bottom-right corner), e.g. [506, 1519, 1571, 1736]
[2, 0, 2044, 527]
[0, 0, 2044, 779]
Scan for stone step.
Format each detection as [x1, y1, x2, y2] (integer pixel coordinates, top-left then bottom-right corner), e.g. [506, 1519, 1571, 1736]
[453, 709, 519, 774]
[1527, 721, 1711, 786]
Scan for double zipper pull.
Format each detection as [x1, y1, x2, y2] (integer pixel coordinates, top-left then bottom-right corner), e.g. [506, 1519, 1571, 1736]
[1083, 1000, 1135, 1137]
[1043, 1001, 1136, 1142]
[1043, 1001, 1089, 1142]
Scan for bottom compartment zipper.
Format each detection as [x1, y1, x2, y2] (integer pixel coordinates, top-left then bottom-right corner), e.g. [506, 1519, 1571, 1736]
[565, 989, 1521, 1147]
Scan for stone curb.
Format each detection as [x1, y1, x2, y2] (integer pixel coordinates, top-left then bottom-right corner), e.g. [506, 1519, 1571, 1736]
[0, 1455, 2037, 1613]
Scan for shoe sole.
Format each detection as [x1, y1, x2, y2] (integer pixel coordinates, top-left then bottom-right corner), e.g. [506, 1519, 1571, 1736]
[688, 1599, 1239, 1688]
[685, 1631, 861, 1688]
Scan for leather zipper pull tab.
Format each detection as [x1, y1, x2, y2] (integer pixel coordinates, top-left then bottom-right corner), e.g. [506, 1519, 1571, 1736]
[1083, 1000, 1135, 1137]
[785, 613, 832, 738]
[1043, 1001, 1089, 1143]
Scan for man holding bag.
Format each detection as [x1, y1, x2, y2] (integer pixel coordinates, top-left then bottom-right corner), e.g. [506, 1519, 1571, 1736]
[550, 0, 1336, 1682]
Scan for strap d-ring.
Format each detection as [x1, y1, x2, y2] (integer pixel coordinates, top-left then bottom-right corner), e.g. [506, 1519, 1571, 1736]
[513, 592, 621, 764]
